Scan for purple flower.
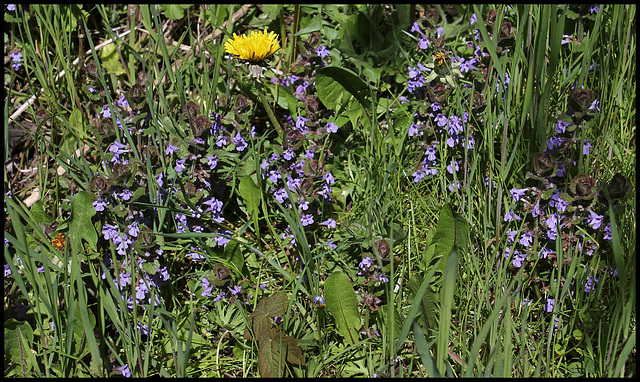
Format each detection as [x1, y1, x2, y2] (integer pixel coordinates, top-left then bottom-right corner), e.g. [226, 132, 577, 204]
[446, 160, 459, 175]
[470, 13, 477, 24]
[584, 275, 598, 293]
[506, 230, 517, 243]
[320, 218, 337, 229]
[410, 21, 422, 34]
[117, 364, 131, 378]
[175, 157, 186, 173]
[206, 155, 218, 169]
[165, 143, 180, 155]
[214, 292, 226, 302]
[512, 251, 527, 268]
[582, 139, 592, 155]
[116, 95, 129, 109]
[585, 209, 603, 229]
[316, 45, 330, 58]
[323, 172, 335, 185]
[120, 189, 133, 201]
[413, 169, 425, 183]
[378, 273, 389, 283]
[543, 298, 555, 313]
[228, 285, 242, 296]
[301, 214, 314, 226]
[233, 132, 248, 151]
[510, 187, 528, 202]
[603, 223, 612, 241]
[519, 230, 534, 247]
[546, 135, 564, 151]
[100, 104, 112, 118]
[459, 57, 478, 74]
[274, 188, 288, 203]
[326, 121, 338, 134]
[313, 295, 325, 306]
[9, 50, 22, 70]
[418, 34, 430, 50]
[109, 140, 129, 155]
[555, 120, 571, 134]
[359, 256, 373, 270]
[7, 4, 16, 11]
[503, 210, 521, 222]
[201, 277, 214, 297]
[93, 198, 108, 212]
[590, 5, 599, 13]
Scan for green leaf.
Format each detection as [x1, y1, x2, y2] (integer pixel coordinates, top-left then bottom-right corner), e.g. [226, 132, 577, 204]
[315, 66, 371, 115]
[294, 14, 323, 36]
[69, 191, 98, 251]
[30, 200, 54, 225]
[431, 203, 468, 273]
[99, 42, 126, 76]
[4, 319, 37, 377]
[238, 175, 261, 221]
[324, 271, 361, 345]
[161, 4, 191, 20]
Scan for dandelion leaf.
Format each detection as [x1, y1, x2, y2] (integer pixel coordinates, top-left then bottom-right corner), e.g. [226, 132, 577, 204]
[324, 271, 361, 345]
[69, 191, 98, 251]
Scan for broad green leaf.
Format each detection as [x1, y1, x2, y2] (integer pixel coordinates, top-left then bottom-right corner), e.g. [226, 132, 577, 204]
[324, 271, 361, 345]
[223, 239, 249, 278]
[294, 14, 323, 36]
[238, 175, 261, 221]
[69, 191, 98, 251]
[99, 42, 126, 76]
[431, 203, 468, 273]
[30, 200, 54, 225]
[161, 4, 191, 20]
[315, 66, 371, 115]
[4, 319, 37, 377]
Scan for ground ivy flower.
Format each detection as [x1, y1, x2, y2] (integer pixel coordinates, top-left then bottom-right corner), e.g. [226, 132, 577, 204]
[585, 209, 603, 229]
[325, 122, 338, 134]
[165, 143, 180, 155]
[9, 50, 22, 70]
[117, 364, 131, 378]
[543, 298, 555, 313]
[224, 28, 280, 62]
[301, 214, 314, 226]
[316, 45, 330, 58]
[320, 218, 337, 229]
[313, 295, 326, 307]
[228, 285, 242, 296]
[201, 277, 214, 297]
[93, 197, 108, 212]
[175, 157, 186, 173]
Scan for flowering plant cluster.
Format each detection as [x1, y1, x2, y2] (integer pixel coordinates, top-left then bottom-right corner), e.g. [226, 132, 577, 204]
[403, 9, 502, 190]
[502, 86, 629, 296]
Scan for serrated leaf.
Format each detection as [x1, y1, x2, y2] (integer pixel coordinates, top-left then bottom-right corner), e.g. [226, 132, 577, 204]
[69, 191, 98, 251]
[245, 292, 286, 340]
[257, 328, 305, 377]
[324, 271, 361, 345]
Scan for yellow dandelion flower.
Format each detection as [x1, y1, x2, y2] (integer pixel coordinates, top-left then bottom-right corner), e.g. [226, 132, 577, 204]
[224, 28, 281, 63]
